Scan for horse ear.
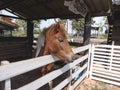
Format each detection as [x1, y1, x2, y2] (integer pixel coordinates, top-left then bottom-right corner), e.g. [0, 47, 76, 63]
[56, 22, 60, 30]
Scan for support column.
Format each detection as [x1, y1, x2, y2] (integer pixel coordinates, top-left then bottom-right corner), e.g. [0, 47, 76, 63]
[107, 16, 114, 45]
[81, 13, 91, 67]
[83, 13, 91, 45]
[27, 19, 34, 58]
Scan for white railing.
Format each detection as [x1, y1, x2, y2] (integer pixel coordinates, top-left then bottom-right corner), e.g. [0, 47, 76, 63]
[0, 44, 91, 90]
[90, 44, 120, 86]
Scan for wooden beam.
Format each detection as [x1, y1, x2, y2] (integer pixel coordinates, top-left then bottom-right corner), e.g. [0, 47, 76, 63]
[28, 14, 82, 20]
[0, 0, 25, 10]
[0, 14, 25, 19]
[21, 0, 58, 17]
[91, 12, 111, 17]
[27, 19, 34, 58]
[5, 9, 25, 19]
[83, 13, 91, 45]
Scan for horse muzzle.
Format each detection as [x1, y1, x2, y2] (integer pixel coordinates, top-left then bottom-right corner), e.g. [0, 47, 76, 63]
[65, 54, 79, 63]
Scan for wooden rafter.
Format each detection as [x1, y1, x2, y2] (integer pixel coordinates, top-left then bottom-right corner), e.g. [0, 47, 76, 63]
[0, 0, 25, 10]
[5, 9, 25, 19]
[0, 14, 24, 19]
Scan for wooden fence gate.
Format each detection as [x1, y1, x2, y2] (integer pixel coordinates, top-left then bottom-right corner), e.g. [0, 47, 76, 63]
[90, 44, 120, 86]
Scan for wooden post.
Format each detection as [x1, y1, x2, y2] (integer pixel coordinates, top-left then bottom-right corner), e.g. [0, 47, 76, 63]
[107, 16, 114, 45]
[1, 61, 11, 90]
[83, 13, 91, 45]
[81, 13, 91, 67]
[27, 19, 34, 58]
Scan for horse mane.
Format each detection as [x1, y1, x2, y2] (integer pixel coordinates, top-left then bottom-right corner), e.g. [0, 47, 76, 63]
[35, 24, 54, 57]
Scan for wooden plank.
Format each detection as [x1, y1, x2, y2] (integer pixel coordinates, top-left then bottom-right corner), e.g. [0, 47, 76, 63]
[93, 67, 120, 75]
[53, 63, 88, 90]
[94, 51, 111, 56]
[92, 73, 120, 81]
[93, 54, 111, 59]
[0, 45, 90, 81]
[94, 48, 111, 52]
[72, 72, 87, 90]
[93, 64, 110, 69]
[72, 44, 90, 54]
[0, 55, 58, 81]
[16, 54, 88, 90]
[69, 42, 83, 47]
[93, 61, 110, 65]
[1, 61, 11, 90]
[0, 37, 27, 42]
[94, 57, 110, 62]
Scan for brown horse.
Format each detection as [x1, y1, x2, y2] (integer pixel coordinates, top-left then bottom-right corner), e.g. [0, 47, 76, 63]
[35, 22, 74, 89]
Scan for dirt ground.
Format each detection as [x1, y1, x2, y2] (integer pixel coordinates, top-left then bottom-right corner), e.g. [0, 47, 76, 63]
[72, 37, 107, 45]
[75, 78, 120, 90]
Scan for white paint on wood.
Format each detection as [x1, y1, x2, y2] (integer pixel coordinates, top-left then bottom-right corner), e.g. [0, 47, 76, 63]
[53, 63, 88, 90]
[91, 44, 120, 86]
[72, 44, 90, 54]
[1, 61, 11, 90]
[17, 54, 88, 90]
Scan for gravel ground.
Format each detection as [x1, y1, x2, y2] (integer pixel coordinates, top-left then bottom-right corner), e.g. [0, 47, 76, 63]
[75, 78, 120, 90]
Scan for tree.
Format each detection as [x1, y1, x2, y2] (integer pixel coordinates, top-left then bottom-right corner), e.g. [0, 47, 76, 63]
[15, 19, 27, 30]
[33, 20, 41, 34]
[33, 20, 41, 28]
[71, 18, 84, 36]
[72, 18, 84, 31]
[58, 19, 67, 25]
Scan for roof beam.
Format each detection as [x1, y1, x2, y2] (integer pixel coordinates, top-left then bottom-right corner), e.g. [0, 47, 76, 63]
[0, 14, 25, 19]
[16, 0, 58, 18]
[5, 9, 25, 19]
[29, 14, 82, 20]
[91, 12, 111, 17]
[0, 0, 26, 10]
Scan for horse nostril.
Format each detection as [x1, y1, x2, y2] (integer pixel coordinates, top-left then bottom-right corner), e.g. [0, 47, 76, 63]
[72, 55, 79, 60]
[65, 54, 79, 63]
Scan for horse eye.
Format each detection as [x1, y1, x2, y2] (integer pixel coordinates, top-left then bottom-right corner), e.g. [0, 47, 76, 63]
[58, 38, 64, 42]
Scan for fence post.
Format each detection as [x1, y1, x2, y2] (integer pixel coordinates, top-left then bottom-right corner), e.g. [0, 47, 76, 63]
[110, 41, 114, 71]
[89, 44, 94, 78]
[1, 61, 11, 90]
[87, 44, 91, 78]
[68, 69, 73, 90]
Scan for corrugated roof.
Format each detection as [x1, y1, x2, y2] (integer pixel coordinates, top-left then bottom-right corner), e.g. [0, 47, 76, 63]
[0, 0, 112, 19]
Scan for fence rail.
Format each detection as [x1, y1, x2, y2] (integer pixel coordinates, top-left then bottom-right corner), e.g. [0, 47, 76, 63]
[90, 44, 120, 86]
[0, 44, 91, 90]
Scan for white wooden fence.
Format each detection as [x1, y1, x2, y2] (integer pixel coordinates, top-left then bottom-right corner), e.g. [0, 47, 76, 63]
[0, 44, 91, 90]
[90, 44, 120, 86]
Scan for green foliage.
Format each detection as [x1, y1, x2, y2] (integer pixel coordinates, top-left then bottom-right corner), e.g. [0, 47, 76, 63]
[33, 20, 41, 28]
[15, 19, 26, 30]
[70, 45, 77, 48]
[72, 18, 85, 31]
[91, 82, 107, 90]
[33, 29, 41, 34]
[12, 30, 26, 37]
[58, 19, 67, 25]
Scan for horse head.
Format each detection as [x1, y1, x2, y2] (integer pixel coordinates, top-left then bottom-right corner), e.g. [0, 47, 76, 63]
[35, 22, 74, 63]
